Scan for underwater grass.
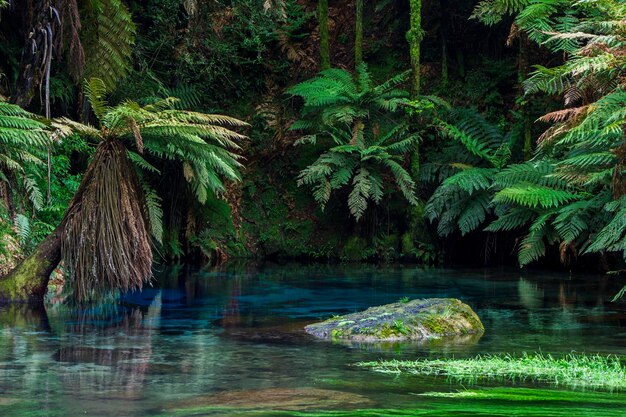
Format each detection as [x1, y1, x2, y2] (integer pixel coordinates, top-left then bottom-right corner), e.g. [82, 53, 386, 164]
[155, 388, 626, 417]
[357, 353, 626, 390]
[154, 387, 626, 417]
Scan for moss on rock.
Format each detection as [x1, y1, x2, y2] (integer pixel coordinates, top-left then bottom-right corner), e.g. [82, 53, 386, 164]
[305, 298, 484, 342]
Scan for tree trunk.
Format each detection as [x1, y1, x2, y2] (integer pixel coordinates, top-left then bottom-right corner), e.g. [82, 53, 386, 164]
[355, 0, 363, 68]
[408, 0, 422, 179]
[406, 0, 428, 258]
[0, 223, 62, 303]
[408, 0, 422, 95]
[440, 0, 449, 88]
[519, 33, 532, 160]
[11, 0, 60, 108]
[319, 0, 330, 70]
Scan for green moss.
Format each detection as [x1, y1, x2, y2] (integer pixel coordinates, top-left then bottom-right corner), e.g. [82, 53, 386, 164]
[400, 232, 415, 255]
[458, 309, 485, 332]
[418, 314, 455, 335]
[341, 236, 368, 261]
[0, 256, 47, 301]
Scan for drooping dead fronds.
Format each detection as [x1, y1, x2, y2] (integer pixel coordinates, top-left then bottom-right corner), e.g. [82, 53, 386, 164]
[62, 140, 152, 301]
[536, 106, 588, 146]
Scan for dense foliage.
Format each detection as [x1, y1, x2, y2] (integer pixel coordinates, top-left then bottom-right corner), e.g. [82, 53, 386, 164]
[1, 0, 626, 298]
[289, 65, 418, 220]
[427, 0, 626, 273]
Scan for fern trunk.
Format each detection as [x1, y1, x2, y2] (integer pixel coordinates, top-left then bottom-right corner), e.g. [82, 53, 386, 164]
[319, 0, 331, 70]
[0, 140, 152, 302]
[408, 0, 422, 95]
[355, 0, 363, 67]
[62, 140, 152, 301]
[0, 224, 62, 303]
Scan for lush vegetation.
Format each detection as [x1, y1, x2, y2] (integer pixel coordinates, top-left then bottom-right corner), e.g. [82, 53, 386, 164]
[358, 353, 626, 390]
[1, 0, 626, 300]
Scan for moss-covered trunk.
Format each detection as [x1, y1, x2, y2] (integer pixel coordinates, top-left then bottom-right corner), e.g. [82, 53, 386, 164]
[319, 0, 330, 70]
[408, 0, 422, 95]
[407, 0, 428, 256]
[355, 0, 363, 67]
[408, 0, 422, 179]
[0, 224, 62, 302]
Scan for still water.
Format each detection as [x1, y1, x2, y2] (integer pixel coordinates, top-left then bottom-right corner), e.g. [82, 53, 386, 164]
[1, 264, 626, 416]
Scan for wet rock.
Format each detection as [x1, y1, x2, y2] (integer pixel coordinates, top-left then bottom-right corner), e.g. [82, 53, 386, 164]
[305, 298, 484, 342]
[166, 387, 372, 411]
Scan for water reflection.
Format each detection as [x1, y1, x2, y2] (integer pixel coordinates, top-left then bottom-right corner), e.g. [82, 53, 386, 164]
[0, 296, 161, 416]
[48, 296, 159, 400]
[0, 265, 625, 416]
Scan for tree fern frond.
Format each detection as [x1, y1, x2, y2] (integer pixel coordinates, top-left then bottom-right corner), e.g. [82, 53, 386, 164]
[82, 0, 136, 89]
[493, 185, 581, 208]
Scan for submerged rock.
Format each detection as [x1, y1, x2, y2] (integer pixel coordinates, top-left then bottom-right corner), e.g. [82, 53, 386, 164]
[166, 387, 372, 411]
[305, 298, 484, 342]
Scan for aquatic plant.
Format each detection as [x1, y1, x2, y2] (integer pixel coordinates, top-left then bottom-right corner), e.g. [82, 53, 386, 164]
[155, 387, 626, 417]
[357, 353, 626, 390]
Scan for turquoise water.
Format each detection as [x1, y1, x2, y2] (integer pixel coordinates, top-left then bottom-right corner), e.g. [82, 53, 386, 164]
[1, 264, 626, 416]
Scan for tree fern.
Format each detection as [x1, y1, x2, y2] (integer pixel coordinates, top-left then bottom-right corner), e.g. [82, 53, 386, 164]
[290, 65, 417, 220]
[465, 0, 626, 274]
[51, 78, 247, 300]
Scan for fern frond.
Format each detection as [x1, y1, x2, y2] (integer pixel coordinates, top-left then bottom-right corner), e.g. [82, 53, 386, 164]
[13, 214, 30, 245]
[82, 0, 136, 89]
[493, 185, 581, 208]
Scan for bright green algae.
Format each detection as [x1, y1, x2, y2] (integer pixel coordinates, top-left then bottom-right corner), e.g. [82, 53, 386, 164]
[358, 353, 626, 390]
[155, 388, 626, 417]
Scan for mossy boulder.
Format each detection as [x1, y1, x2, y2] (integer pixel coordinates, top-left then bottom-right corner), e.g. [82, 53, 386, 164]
[305, 298, 484, 342]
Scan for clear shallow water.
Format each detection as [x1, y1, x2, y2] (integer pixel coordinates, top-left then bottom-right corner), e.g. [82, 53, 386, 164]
[1, 264, 626, 416]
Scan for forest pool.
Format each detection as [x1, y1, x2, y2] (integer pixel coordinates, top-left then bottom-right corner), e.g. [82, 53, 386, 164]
[1, 264, 626, 416]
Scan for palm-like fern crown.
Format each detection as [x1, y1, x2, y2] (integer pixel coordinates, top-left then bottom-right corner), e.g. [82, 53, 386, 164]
[424, 109, 517, 237]
[521, 0, 626, 266]
[289, 65, 418, 220]
[288, 64, 410, 137]
[55, 79, 247, 206]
